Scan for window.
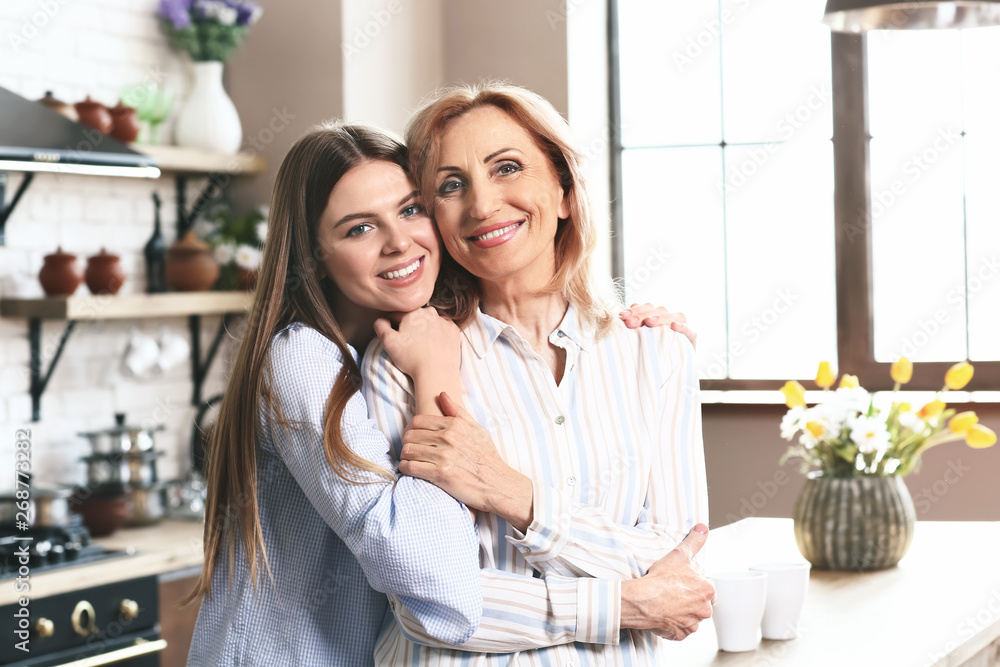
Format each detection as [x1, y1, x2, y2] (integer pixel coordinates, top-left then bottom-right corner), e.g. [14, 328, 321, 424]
[611, 2, 1000, 391]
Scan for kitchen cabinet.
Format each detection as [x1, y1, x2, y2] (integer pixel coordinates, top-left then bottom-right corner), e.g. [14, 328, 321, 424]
[159, 568, 202, 667]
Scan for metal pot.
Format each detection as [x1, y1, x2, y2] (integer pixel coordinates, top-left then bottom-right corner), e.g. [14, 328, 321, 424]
[0, 486, 73, 527]
[81, 450, 162, 487]
[125, 483, 166, 526]
[78, 412, 164, 454]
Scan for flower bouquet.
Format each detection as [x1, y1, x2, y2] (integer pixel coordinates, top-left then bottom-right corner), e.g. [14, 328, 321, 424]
[195, 205, 266, 290]
[779, 359, 995, 478]
[158, 0, 263, 62]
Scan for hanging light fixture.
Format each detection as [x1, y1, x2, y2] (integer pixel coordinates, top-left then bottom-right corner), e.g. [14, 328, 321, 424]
[823, 0, 1000, 31]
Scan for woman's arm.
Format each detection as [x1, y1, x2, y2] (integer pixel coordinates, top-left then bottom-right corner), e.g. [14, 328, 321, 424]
[266, 325, 480, 645]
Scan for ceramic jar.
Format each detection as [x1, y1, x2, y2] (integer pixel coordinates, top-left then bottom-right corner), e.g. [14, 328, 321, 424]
[165, 231, 220, 291]
[85, 248, 127, 295]
[37, 91, 78, 121]
[108, 102, 141, 143]
[38, 247, 84, 296]
[74, 96, 112, 134]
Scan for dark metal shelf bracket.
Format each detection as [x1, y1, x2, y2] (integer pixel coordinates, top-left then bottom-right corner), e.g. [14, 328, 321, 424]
[189, 313, 231, 407]
[29, 317, 77, 421]
[0, 171, 36, 246]
[175, 172, 228, 237]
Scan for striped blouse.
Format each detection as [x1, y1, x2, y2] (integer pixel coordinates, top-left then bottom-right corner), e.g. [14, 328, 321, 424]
[362, 304, 709, 665]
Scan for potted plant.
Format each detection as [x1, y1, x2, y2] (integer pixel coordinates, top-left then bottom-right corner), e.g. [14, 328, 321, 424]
[194, 205, 266, 290]
[779, 359, 995, 571]
[157, 0, 263, 153]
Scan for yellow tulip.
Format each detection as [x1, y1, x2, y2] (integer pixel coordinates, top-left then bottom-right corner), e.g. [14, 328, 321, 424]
[898, 402, 912, 413]
[967, 424, 997, 449]
[839, 374, 859, 389]
[781, 380, 807, 408]
[945, 361, 974, 391]
[917, 399, 946, 419]
[805, 421, 825, 438]
[815, 361, 836, 389]
[891, 357, 913, 385]
[949, 411, 979, 434]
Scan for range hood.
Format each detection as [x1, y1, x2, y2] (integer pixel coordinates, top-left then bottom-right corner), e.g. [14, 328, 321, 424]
[0, 85, 160, 178]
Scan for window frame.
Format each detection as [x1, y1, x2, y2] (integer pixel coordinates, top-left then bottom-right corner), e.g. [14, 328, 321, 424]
[607, 4, 1000, 392]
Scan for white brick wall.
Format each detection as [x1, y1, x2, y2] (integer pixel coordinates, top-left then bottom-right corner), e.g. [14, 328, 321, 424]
[0, 0, 235, 492]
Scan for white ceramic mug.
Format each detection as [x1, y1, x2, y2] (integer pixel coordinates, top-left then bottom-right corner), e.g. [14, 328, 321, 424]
[749, 562, 811, 640]
[709, 571, 767, 652]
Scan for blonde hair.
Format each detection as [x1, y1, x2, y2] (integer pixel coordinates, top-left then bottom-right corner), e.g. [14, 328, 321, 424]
[405, 81, 620, 336]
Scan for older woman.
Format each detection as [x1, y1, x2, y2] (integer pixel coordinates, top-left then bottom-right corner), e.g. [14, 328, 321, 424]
[363, 83, 714, 664]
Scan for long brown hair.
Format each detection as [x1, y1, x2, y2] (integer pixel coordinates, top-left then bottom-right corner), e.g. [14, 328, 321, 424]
[185, 123, 404, 604]
[406, 81, 619, 336]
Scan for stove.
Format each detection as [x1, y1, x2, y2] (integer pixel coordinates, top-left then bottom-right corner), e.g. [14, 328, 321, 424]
[0, 517, 130, 580]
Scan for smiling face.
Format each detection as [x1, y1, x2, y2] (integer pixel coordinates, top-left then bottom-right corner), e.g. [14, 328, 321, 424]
[432, 105, 570, 287]
[316, 160, 441, 316]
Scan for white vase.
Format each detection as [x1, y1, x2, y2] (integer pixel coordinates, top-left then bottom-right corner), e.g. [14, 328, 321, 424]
[175, 61, 242, 154]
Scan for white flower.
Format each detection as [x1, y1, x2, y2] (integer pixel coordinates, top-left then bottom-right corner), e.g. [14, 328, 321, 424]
[898, 410, 924, 431]
[834, 386, 872, 414]
[256, 221, 268, 243]
[249, 6, 263, 24]
[193, 219, 215, 239]
[214, 243, 236, 265]
[217, 6, 238, 25]
[235, 244, 262, 270]
[850, 416, 891, 454]
[780, 406, 805, 441]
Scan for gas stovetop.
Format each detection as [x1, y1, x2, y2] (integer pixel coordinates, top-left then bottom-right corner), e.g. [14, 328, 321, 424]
[0, 518, 130, 580]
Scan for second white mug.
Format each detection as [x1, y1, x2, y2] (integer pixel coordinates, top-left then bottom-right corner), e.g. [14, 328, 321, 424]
[749, 562, 811, 640]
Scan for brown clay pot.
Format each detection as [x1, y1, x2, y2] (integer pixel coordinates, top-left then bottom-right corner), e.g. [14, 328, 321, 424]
[85, 248, 127, 295]
[165, 231, 220, 292]
[236, 267, 258, 291]
[37, 91, 78, 121]
[108, 101, 140, 143]
[74, 96, 112, 134]
[39, 247, 84, 296]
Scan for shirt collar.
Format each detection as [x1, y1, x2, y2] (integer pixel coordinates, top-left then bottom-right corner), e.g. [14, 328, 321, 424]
[463, 302, 595, 359]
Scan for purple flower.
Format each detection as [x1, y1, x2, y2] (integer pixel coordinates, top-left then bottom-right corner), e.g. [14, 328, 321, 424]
[158, 0, 193, 29]
[233, 1, 263, 26]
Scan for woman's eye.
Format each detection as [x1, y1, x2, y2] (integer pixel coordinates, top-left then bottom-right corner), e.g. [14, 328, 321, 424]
[437, 178, 463, 196]
[346, 222, 374, 238]
[496, 161, 521, 176]
[401, 204, 425, 218]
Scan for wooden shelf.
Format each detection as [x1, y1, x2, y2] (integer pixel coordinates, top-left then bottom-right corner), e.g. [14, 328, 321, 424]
[0, 291, 252, 320]
[132, 144, 267, 175]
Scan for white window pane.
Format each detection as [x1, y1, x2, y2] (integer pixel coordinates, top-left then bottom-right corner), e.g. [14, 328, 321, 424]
[721, 0, 832, 143]
[868, 30, 962, 139]
[870, 135, 967, 362]
[964, 136, 1000, 361]
[724, 141, 836, 379]
[620, 147, 728, 378]
[618, 0, 722, 147]
[962, 26, 1000, 140]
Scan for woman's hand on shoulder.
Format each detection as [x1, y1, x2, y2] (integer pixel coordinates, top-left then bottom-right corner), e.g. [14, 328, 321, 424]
[375, 307, 461, 379]
[620, 303, 697, 349]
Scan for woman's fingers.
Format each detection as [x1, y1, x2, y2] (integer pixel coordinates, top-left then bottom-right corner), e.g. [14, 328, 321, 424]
[671, 321, 697, 349]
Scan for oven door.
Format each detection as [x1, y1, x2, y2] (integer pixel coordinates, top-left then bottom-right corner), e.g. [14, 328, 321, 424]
[7, 629, 166, 667]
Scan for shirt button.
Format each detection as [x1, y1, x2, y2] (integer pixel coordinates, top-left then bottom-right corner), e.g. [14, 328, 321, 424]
[567, 476, 576, 486]
[555, 415, 565, 425]
[557, 330, 567, 337]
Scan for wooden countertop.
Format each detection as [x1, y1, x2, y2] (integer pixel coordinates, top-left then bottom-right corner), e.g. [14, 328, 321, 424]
[663, 518, 1000, 667]
[2, 520, 203, 605]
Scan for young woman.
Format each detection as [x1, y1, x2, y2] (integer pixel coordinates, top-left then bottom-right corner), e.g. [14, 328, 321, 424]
[363, 83, 714, 665]
[186, 122, 692, 666]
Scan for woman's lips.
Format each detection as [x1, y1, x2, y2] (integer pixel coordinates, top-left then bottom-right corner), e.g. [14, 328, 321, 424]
[467, 221, 523, 249]
[378, 256, 425, 287]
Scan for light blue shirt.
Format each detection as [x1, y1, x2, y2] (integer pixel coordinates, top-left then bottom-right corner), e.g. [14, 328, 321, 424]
[187, 323, 482, 666]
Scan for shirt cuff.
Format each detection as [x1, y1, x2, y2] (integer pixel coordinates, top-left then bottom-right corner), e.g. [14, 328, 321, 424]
[574, 577, 622, 645]
[506, 481, 571, 564]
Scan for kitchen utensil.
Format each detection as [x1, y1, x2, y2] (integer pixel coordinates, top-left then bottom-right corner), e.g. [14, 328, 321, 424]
[108, 100, 140, 143]
[38, 247, 84, 296]
[78, 413, 164, 453]
[165, 470, 206, 521]
[36, 91, 78, 120]
[84, 248, 126, 295]
[125, 483, 166, 526]
[165, 230, 220, 291]
[157, 325, 190, 372]
[121, 328, 160, 376]
[73, 96, 113, 134]
[70, 484, 128, 537]
[0, 486, 73, 527]
[709, 571, 768, 652]
[749, 562, 811, 640]
[81, 450, 162, 487]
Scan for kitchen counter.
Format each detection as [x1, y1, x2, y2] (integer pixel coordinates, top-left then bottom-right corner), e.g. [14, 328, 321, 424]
[662, 518, 1000, 667]
[2, 520, 203, 605]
